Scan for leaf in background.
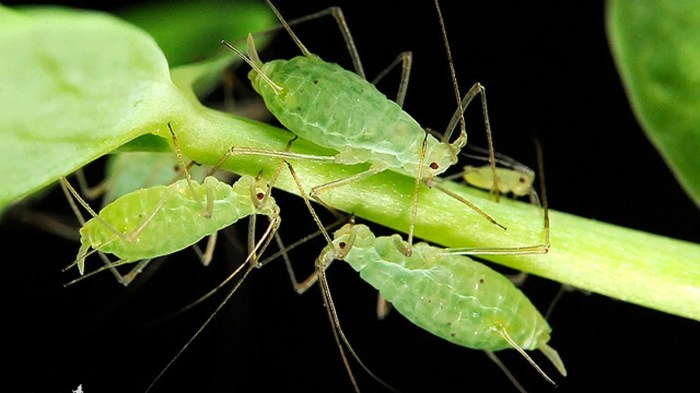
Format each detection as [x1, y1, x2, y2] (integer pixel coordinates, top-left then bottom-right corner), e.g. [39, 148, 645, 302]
[118, 0, 274, 68]
[607, 1, 700, 208]
[0, 3, 275, 210]
[118, 0, 276, 99]
[0, 5, 185, 209]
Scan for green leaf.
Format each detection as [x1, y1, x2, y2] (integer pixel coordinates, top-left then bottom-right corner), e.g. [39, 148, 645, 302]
[118, 0, 274, 68]
[118, 0, 276, 99]
[607, 0, 700, 207]
[0, 4, 274, 209]
[0, 5, 177, 207]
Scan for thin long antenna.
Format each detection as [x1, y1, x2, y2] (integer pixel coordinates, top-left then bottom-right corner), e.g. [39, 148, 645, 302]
[434, 0, 465, 146]
[144, 263, 255, 393]
[220, 38, 283, 94]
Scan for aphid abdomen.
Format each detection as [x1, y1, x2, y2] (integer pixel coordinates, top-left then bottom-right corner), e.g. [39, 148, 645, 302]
[251, 56, 425, 169]
[338, 225, 551, 352]
[81, 177, 265, 261]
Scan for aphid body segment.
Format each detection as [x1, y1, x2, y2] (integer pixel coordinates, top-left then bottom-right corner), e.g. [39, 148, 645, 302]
[248, 55, 457, 181]
[76, 175, 279, 274]
[318, 223, 566, 375]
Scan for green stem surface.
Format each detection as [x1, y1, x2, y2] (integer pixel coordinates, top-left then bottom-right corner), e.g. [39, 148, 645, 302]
[148, 104, 700, 322]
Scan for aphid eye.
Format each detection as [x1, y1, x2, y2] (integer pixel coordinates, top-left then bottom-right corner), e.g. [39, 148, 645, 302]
[429, 162, 439, 170]
[338, 241, 347, 249]
[519, 176, 526, 183]
[479, 278, 485, 284]
[256, 192, 265, 200]
[173, 165, 180, 172]
[313, 80, 319, 84]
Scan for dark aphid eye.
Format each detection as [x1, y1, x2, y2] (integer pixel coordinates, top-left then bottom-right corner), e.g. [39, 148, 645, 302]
[338, 241, 347, 249]
[430, 162, 439, 170]
[519, 176, 527, 183]
[173, 165, 180, 172]
[256, 192, 265, 200]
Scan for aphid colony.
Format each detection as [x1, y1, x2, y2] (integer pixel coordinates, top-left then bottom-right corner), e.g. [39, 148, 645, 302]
[59, 1, 565, 392]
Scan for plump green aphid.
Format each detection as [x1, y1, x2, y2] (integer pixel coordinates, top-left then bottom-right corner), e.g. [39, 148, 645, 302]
[61, 124, 281, 281]
[222, 0, 507, 250]
[316, 222, 567, 382]
[71, 175, 279, 274]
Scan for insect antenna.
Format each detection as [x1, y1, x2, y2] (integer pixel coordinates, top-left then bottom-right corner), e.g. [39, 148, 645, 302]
[144, 260, 255, 393]
[432, 182, 507, 230]
[282, 161, 395, 391]
[220, 37, 283, 95]
[434, 0, 465, 146]
[434, 0, 499, 199]
[317, 261, 398, 393]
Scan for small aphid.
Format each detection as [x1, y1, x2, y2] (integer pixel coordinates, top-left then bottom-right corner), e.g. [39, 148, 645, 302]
[463, 165, 535, 199]
[450, 144, 541, 204]
[60, 124, 281, 283]
[316, 222, 567, 386]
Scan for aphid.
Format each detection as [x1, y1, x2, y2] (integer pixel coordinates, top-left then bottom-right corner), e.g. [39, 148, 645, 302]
[310, 222, 567, 389]
[287, 138, 556, 391]
[60, 123, 281, 284]
[463, 164, 535, 199]
[449, 144, 540, 205]
[221, 0, 516, 253]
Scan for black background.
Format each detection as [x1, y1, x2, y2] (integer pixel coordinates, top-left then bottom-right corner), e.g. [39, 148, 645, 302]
[2, 1, 699, 393]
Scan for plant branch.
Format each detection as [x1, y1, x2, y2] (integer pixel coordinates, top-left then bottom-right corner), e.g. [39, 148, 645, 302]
[155, 105, 700, 322]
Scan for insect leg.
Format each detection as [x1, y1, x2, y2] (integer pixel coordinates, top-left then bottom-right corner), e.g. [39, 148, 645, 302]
[484, 351, 528, 393]
[60, 176, 140, 283]
[443, 82, 500, 200]
[262, 1, 365, 78]
[308, 165, 384, 208]
[441, 139, 551, 255]
[276, 163, 395, 392]
[190, 231, 218, 267]
[370, 51, 414, 106]
[72, 168, 110, 202]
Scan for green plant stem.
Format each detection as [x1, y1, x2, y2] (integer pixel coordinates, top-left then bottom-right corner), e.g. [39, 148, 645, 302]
[144, 104, 700, 322]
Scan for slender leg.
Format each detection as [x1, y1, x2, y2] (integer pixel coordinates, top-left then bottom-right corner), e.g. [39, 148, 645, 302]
[444, 82, 500, 200]
[370, 51, 414, 107]
[484, 351, 528, 393]
[376, 293, 392, 320]
[440, 138, 551, 256]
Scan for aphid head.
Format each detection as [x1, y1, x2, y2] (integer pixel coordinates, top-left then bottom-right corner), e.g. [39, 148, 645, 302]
[509, 169, 536, 197]
[332, 223, 374, 258]
[423, 142, 458, 180]
[248, 60, 285, 98]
